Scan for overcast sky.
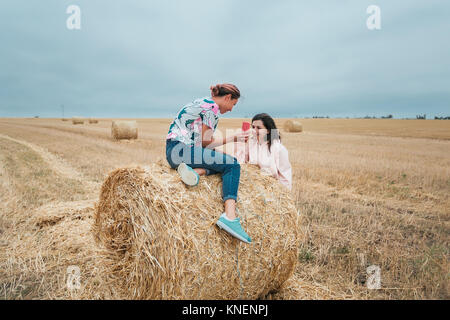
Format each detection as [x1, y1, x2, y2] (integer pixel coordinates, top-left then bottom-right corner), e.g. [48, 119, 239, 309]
[0, 1, 449, 118]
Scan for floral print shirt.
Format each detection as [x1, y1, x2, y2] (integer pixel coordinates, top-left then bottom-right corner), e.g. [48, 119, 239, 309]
[167, 97, 220, 146]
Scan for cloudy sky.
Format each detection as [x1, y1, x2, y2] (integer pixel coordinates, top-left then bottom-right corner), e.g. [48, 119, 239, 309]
[0, 0, 449, 118]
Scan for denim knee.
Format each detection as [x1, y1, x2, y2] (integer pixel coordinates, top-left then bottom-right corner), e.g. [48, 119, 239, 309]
[166, 140, 181, 169]
[166, 154, 176, 169]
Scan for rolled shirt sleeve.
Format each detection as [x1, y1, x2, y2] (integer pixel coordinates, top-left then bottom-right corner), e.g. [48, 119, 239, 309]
[200, 108, 217, 130]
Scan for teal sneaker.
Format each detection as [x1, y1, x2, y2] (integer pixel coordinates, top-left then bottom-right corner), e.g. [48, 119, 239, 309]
[216, 213, 252, 244]
[177, 162, 199, 186]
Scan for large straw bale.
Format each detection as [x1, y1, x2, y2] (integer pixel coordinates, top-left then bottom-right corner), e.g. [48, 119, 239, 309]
[111, 120, 138, 140]
[72, 117, 84, 125]
[94, 162, 300, 299]
[89, 118, 99, 124]
[284, 120, 303, 132]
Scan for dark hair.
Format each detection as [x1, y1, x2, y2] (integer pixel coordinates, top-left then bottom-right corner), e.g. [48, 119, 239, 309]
[210, 83, 240, 99]
[251, 113, 280, 151]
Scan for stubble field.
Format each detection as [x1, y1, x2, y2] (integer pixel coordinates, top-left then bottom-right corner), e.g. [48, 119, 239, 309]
[0, 117, 448, 299]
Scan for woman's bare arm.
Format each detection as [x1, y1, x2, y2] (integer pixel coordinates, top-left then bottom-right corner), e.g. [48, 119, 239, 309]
[201, 124, 249, 149]
[202, 124, 228, 149]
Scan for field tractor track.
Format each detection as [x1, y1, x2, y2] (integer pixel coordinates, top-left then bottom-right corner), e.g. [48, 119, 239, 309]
[0, 133, 99, 193]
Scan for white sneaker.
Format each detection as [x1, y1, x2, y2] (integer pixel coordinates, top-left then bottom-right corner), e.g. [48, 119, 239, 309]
[177, 163, 199, 186]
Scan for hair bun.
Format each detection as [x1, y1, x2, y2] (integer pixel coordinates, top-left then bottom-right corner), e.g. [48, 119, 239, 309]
[210, 84, 220, 96]
[209, 83, 240, 99]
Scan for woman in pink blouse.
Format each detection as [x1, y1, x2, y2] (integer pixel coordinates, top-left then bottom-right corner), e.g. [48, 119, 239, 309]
[235, 113, 293, 190]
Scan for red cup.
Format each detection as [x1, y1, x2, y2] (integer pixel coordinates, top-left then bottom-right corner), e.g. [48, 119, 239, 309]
[242, 121, 251, 131]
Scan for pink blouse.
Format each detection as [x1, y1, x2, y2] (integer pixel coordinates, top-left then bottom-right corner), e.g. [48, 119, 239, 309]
[234, 138, 292, 190]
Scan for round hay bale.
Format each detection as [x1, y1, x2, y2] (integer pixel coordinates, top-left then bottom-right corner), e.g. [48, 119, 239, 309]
[111, 120, 138, 140]
[94, 163, 300, 299]
[61, 118, 68, 121]
[72, 117, 84, 125]
[284, 120, 303, 132]
[89, 118, 99, 124]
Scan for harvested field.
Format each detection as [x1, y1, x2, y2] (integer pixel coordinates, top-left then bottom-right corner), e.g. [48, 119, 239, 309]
[0, 118, 449, 299]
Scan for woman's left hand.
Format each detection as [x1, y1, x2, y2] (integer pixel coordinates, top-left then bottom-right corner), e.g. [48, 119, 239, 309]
[233, 130, 251, 143]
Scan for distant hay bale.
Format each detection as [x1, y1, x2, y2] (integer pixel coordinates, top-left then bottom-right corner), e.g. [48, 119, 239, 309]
[72, 117, 84, 125]
[94, 162, 300, 299]
[89, 118, 99, 124]
[111, 120, 138, 140]
[284, 120, 303, 132]
[61, 118, 68, 121]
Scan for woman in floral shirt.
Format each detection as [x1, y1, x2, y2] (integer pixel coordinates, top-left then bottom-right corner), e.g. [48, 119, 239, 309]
[166, 84, 252, 243]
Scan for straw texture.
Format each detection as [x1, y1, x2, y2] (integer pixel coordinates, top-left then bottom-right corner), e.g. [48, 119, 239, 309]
[94, 162, 300, 299]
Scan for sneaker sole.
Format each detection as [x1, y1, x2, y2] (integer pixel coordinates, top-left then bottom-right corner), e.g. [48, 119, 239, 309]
[177, 163, 199, 186]
[216, 220, 251, 244]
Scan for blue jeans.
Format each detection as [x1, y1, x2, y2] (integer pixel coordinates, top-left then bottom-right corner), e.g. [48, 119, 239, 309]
[166, 139, 240, 202]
